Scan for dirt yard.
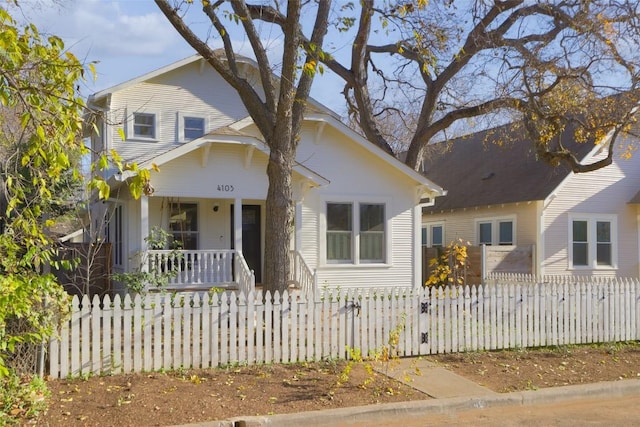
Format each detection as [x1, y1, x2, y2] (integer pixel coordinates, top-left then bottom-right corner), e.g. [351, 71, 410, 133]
[37, 342, 640, 426]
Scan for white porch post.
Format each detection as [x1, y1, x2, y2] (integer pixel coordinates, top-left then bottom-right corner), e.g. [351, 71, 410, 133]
[140, 195, 149, 273]
[234, 197, 242, 253]
[413, 204, 422, 289]
[295, 201, 303, 251]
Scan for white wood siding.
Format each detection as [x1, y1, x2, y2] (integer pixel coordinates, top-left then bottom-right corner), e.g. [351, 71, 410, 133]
[543, 140, 640, 277]
[296, 124, 420, 289]
[150, 145, 269, 199]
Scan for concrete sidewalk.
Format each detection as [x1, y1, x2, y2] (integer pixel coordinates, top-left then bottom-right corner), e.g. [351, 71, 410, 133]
[378, 357, 497, 399]
[176, 358, 640, 427]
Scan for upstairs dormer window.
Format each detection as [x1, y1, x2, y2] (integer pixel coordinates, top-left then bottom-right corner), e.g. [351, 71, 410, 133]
[184, 116, 205, 140]
[133, 113, 156, 139]
[177, 113, 207, 143]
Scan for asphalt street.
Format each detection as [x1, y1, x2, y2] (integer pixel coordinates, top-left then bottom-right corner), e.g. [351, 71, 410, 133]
[343, 394, 640, 426]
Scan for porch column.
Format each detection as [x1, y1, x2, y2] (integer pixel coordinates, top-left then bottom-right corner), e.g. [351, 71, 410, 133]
[413, 204, 422, 289]
[234, 197, 242, 253]
[140, 195, 149, 273]
[295, 201, 302, 251]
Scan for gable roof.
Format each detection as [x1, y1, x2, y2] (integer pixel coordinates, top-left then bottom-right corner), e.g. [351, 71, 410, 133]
[88, 53, 338, 120]
[422, 122, 596, 212]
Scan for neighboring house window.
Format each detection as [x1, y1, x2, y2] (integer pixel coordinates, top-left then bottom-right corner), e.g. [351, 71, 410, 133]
[327, 203, 353, 262]
[570, 215, 616, 268]
[499, 221, 513, 245]
[326, 201, 388, 264]
[476, 217, 515, 245]
[422, 223, 444, 247]
[479, 222, 492, 245]
[133, 113, 155, 138]
[183, 116, 205, 140]
[169, 203, 198, 250]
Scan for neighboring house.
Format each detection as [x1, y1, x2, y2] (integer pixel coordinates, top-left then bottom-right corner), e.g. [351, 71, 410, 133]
[421, 122, 640, 279]
[86, 54, 445, 294]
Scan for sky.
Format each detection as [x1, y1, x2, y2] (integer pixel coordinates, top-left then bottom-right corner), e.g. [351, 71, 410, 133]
[17, 0, 349, 114]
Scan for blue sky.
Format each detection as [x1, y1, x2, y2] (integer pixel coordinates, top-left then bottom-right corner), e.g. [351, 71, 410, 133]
[20, 0, 349, 114]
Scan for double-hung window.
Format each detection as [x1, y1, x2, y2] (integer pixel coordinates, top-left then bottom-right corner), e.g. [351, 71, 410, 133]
[184, 117, 205, 140]
[570, 214, 616, 268]
[177, 113, 207, 142]
[326, 201, 386, 264]
[477, 217, 515, 245]
[359, 203, 385, 262]
[127, 110, 159, 140]
[326, 203, 352, 262]
[133, 113, 155, 138]
[422, 223, 444, 247]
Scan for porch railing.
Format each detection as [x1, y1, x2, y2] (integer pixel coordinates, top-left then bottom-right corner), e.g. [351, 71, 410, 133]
[288, 250, 316, 297]
[234, 251, 255, 294]
[147, 249, 254, 292]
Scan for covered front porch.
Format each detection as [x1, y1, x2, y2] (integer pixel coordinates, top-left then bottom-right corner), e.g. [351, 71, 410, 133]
[140, 195, 316, 296]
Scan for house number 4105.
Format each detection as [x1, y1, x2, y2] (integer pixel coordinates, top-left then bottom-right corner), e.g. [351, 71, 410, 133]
[217, 184, 234, 192]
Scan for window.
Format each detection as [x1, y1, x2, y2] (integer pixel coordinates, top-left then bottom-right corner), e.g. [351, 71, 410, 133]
[177, 113, 207, 142]
[479, 222, 492, 245]
[596, 221, 612, 265]
[499, 221, 513, 245]
[476, 217, 515, 245]
[326, 201, 387, 264]
[169, 203, 198, 250]
[360, 204, 385, 262]
[572, 220, 588, 266]
[327, 203, 352, 262]
[422, 223, 444, 247]
[133, 113, 155, 139]
[570, 215, 616, 268]
[184, 116, 205, 140]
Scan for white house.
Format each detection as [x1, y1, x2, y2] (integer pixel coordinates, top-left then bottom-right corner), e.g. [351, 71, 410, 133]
[421, 122, 640, 279]
[86, 54, 445, 294]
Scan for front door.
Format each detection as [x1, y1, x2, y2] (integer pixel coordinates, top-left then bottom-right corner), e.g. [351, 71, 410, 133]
[231, 204, 262, 283]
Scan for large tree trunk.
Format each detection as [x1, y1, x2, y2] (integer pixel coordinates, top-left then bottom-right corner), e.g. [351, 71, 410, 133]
[262, 141, 295, 294]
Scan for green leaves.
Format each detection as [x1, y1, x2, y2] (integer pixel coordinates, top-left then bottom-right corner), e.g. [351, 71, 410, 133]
[0, 8, 90, 378]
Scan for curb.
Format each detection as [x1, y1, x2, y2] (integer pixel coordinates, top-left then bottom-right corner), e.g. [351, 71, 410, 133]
[176, 379, 640, 427]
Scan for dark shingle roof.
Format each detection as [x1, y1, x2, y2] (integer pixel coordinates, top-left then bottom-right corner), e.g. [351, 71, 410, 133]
[422, 122, 596, 212]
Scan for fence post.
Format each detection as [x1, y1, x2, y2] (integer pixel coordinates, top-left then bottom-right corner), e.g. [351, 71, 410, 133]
[418, 287, 430, 355]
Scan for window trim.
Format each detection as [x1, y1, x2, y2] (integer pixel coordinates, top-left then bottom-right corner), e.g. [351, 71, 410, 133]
[568, 213, 618, 270]
[474, 216, 516, 246]
[126, 109, 160, 141]
[422, 221, 445, 248]
[321, 197, 391, 267]
[177, 112, 208, 143]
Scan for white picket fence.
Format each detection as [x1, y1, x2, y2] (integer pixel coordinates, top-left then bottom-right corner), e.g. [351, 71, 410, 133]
[48, 275, 640, 378]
